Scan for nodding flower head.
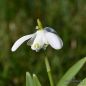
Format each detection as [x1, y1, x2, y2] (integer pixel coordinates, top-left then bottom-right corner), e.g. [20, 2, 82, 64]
[11, 19, 63, 52]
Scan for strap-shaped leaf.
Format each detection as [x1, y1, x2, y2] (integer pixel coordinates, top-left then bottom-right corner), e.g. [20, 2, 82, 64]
[26, 72, 33, 86]
[33, 74, 42, 86]
[78, 78, 86, 86]
[57, 57, 86, 86]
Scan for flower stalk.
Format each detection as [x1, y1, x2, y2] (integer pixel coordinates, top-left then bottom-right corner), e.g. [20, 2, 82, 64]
[45, 57, 54, 86]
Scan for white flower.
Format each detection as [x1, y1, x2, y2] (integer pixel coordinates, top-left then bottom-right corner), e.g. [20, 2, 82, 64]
[11, 19, 63, 52]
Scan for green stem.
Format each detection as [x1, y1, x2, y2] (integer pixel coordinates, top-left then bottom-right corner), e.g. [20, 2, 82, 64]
[44, 53, 54, 86]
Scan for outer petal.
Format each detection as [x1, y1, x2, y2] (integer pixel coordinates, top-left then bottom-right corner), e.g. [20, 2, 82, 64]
[27, 34, 36, 46]
[11, 33, 35, 52]
[45, 32, 63, 49]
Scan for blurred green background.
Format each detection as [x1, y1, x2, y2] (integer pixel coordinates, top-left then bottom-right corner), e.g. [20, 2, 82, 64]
[0, 0, 86, 86]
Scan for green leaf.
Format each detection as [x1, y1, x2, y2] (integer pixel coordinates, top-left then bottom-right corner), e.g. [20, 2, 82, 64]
[57, 57, 86, 86]
[77, 78, 86, 86]
[26, 72, 33, 86]
[33, 74, 42, 86]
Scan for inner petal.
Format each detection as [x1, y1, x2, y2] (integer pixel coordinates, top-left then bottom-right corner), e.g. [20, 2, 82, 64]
[31, 31, 45, 51]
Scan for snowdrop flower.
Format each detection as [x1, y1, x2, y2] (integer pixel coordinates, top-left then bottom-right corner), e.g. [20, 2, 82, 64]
[11, 19, 63, 52]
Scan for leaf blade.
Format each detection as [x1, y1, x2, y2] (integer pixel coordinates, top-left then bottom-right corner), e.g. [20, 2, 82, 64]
[57, 57, 86, 86]
[33, 74, 42, 86]
[78, 78, 86, 86]
[26, 72, 33, 86]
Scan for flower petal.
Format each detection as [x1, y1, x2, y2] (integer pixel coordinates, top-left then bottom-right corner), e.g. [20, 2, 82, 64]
[45, 32, 63, 49]
[31, 30, 45, 51]
[27, 34, 36, 46]
[11, 33, 35, 52]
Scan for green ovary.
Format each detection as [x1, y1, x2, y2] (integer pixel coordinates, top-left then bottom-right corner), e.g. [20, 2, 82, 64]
[34, 43, 40, 49]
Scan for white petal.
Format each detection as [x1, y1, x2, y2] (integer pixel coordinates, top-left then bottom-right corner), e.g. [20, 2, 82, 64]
[27, 34, 36, 46]
[45, 32, 63, 49]
[11, 33, 35, 52]
[31, 30, 44, 51]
